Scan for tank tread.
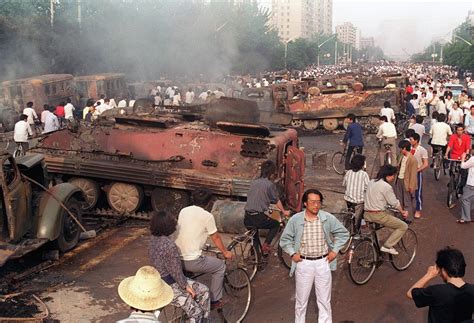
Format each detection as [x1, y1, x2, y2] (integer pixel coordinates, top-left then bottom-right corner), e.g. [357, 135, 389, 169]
[83, 208, 152, 221]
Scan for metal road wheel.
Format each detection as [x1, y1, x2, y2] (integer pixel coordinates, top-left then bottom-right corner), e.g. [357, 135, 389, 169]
[68, 178, 100, 210]
[447, 177, 456, 208]
[290, 119, 303, 128]
[107, 182, 143, 213]
[227, 240, 258, 284]
[331, 151, 345, 175]
[348, 238, 377, 285]
[158, 305, 187, 322]
[277, 245, 292, 269]
[221, 268, 252, 323]
[390, 228, 417, 271]
[55, 197, 82, 253]
[303, 119, 319, 130]
[322, 118, 338, 131]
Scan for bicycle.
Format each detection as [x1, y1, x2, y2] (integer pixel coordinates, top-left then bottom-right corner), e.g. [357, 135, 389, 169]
[334, 205, 363, 255]
[395, 112, 409, 136]
[227, 209, 292, 283]
[13, 142, 26, 158]
[159, 245, 252, 323]
[348, 207, 417, 285]
[446, 159, 463, 208]
[377, 139, 394, 166]
[332, 143, 361, 175]
[432, 148, 446, 181]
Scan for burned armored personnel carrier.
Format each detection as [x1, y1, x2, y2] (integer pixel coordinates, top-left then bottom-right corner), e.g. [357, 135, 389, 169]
[239, 76, 404, 132]
[32, 99, 304, 231]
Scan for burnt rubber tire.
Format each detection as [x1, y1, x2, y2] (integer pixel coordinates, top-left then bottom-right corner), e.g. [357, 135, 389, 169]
[55, 197, 82, 253]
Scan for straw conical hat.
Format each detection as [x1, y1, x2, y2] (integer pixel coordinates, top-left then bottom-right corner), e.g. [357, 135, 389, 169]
[118, 266, 173, 311]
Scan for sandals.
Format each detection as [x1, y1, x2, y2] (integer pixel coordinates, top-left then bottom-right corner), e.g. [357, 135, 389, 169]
[457, 219, 469, 224]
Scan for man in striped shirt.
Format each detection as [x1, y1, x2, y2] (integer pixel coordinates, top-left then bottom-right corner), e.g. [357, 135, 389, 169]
[343, 154, 369, 232]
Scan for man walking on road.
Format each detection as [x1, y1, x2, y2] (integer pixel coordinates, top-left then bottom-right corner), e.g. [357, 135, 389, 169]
[395, 141, 418, 222]
[342, 113, 364, 171]
[280, 189, 349, 323]
[407, 247, 474, 322]
[459, 152, 474, 223]
[408, 133, 429, 219]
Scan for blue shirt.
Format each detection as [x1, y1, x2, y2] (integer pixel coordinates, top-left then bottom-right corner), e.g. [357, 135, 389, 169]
[343, 122, 364, 147]
[406, 101, 416, 116]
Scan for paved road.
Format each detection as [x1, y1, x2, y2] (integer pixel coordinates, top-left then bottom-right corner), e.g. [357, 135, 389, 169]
[7, 133, 474, 322]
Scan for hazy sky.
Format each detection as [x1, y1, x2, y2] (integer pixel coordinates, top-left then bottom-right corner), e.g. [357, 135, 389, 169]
[260, 0, 473, 60]
[333, 0, 473, 59]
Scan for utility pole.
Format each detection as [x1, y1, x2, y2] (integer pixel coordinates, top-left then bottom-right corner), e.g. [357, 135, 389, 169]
[335, 41, 338, 65]
[50, 0, 55, 28]
[78, 0, 82, 33]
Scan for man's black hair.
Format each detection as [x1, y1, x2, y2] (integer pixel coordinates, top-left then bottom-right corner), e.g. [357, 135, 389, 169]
[260, 160, 276, 179]
[150, 211, 177, 236]
[409, 132, 420, 143]
[192, 188, 213, 208]
[26, 101, 33, 107]
[66, 98, 72, 103]
[346, 113, 356, 122]
[384, 101, 391, 108]
[437, 113, 446, 122]
[19, 114, 28, 121]
[375, 165, 398, 182]
[405, 128, 416, 138]
[379, 115, 388, 122]
[415, 115, 423, 124]
[302, 189, 323, 204]
[398, 140, 411, 151]
[350, 154, 365, 172]
[436, 247, 466, 278]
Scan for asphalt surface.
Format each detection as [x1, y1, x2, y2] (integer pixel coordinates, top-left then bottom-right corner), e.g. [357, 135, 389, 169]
[3, 132, 473, 322]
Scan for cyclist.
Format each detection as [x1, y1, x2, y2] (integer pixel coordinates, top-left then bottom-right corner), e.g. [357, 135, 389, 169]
[13, 114, 33, 153]
[429, 113, 451, 167]
[341, 113, 364, 171]
[244, 160, 290, 254]
[174, 188, 233, 310]
[343, 154, 369, 232]
[380, 101, 395, 123]
[364, 165, 409, 256]
[376, 116, 397, 166]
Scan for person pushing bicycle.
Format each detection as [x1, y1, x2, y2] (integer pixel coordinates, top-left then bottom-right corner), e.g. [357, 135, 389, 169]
[244, 160, 290, 254]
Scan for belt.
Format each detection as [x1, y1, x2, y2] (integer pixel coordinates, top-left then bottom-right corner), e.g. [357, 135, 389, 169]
[300, 254, 328, 260]
[245, 211, 263, 216]
[365, 210, 383, 213]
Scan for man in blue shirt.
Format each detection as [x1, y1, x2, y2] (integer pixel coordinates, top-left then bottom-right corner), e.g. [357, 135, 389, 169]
[342, 113, 364, 170]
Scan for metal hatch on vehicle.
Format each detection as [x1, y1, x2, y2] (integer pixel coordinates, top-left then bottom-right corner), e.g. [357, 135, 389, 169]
[216, 121, 270, 137]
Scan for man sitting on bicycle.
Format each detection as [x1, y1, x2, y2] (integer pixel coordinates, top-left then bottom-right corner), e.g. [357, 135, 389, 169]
[364, 165, 409, 256]
[429, 113, 451, 167]
[174, 188, 233, 310]
[445, 124, 471, 161]
[13, 114, 33, 152]
[341, 113, 364, 171]
[376, 116, 397, 166]
[244, 160, 290, 254]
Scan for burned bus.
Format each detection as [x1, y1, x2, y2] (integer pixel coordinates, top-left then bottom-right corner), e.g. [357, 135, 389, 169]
[74, 73, 128, 107]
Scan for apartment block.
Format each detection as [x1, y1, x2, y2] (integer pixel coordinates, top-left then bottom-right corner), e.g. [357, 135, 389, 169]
[335, 22, 357, 47]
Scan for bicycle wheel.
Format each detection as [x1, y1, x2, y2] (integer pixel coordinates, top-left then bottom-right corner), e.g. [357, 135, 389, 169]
[384, 152, 392, 166]
[339, 214, 354, 254]
[390, 228, 417, 271]
[277, 245, 292, 269]
[158, 304, 187, 322]
[331, 151, 345, 175]
[221, 268, 252, 323]
[13, 146, 23, 158]
[348, 238, 377, 285]
[433, 155, 441, 181]
[227, 240, 258, 283]
[447, 177, 456, 208]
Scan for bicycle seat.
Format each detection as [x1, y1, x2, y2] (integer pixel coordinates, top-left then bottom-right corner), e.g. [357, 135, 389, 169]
[366, 221, 384, 231]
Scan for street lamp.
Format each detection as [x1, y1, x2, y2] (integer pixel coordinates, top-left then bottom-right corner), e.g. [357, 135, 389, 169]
[453, 34, 473, 46]
[431, 53, 438, 63]
[317, 34, 337, 67]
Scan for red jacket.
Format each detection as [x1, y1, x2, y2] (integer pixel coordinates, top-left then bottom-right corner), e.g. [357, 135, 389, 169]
[447, 134, 471, 160]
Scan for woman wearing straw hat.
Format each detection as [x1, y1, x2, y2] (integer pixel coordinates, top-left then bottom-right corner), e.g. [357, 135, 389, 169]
[117, 266, 173, 322]
[149, 211, 211, 322]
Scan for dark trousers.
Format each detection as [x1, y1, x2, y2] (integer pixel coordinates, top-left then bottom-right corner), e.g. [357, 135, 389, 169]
[244, 211, 280, 245]
[345, 146, 363, 170]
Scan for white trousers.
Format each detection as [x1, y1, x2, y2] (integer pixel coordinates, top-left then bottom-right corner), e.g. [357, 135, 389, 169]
[295, 258, 332, 323]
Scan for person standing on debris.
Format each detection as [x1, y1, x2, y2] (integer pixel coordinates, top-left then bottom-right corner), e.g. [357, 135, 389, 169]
[244, 160, 290, 254]
[43, 106, 59, 134]
[407, 247, 474, 322]
[174, 188, 233, 311]
[64, 98, 75, 123]
[83, 99, 94, 120]
[13, 114, 33, 152]
[55, 101, 65, 128]
[280, 189, 349, 323]
[23, 101, 38, 134]
[185, 88, 195, 105]
[342, 113, 364, 170]
[214, 88, 225, 99]
[172, 90, 181, 106]
[40, 104, 49, 129]
[149, 211, 210, 322]
[117, 266, 173, 323]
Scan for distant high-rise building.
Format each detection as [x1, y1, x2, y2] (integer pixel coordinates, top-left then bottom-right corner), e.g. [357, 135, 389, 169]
[360, 37, 375, 49]
[335, 22, 357, 47]
[316, 0, 332, 35]
[270, 0, 332, 41]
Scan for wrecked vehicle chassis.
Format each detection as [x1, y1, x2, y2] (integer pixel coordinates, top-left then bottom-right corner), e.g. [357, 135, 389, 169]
[33, 118, 305, 228]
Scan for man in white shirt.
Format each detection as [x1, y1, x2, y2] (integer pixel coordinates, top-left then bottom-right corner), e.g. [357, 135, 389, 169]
[185, 88, 195, 105]
[198, 91, 209, 101]
[380, 101, 395, 123]
[376, 116, 397, 166]
[174, 188, 233, 309]
[409, 115, 426, 142]
[23, 101, 38, 134]
[14, 114, 33, 151]
[462, 95, 473, 114]
[40, 104, 50, 128]
[410, 94, 419, 114]
[118, 98, 127, 108]
[64, 98, 75, 121]
[430, 113, 452, 164]
[43, 108, 59, 134]
[459, 152, 474, 223]
[445, 94, 454, 112]
[214, 88, 225, 99]
[448, 103, 464, 126]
